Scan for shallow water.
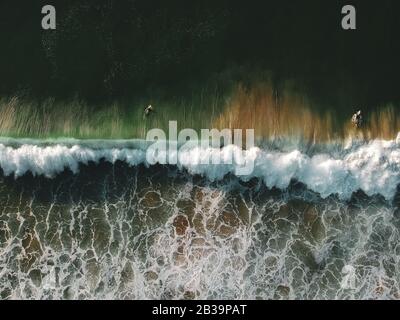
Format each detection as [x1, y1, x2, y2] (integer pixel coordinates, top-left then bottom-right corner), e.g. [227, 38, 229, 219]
[0, 139, 399, 300]
[1, 82, 399, 142]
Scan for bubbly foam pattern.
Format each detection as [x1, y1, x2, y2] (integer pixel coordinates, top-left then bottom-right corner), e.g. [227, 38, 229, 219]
[0, 136, 400, 200]
[1, 165, 399, 300]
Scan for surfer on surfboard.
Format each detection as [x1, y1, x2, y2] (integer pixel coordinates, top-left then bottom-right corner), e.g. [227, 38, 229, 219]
[351, 110, 363, 128]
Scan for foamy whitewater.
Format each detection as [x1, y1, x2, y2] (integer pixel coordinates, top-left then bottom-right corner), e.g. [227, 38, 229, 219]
[0, 136, 400, 201]
[0, 136, 399, 300]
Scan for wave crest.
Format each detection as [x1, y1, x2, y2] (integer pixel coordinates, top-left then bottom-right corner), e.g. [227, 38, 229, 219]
[0, 136, 400, 201]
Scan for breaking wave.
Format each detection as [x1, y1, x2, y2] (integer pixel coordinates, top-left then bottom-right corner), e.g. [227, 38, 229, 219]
[1, 136, 400, 300]
[1, 135, 400, 201]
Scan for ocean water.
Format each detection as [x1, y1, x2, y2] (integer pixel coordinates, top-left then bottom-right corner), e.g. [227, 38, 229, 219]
[0, 138, 399, 299]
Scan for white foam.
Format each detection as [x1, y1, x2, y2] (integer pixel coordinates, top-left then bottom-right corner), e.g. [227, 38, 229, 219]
[0, 137, 400, 200]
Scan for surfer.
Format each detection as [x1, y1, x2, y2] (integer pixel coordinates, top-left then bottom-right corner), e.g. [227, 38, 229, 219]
[351, 110, 363, 128]
[144, 105, 155, 117]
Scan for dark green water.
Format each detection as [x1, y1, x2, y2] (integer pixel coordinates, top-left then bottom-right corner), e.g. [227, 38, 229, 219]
[1, 0, 400, 301]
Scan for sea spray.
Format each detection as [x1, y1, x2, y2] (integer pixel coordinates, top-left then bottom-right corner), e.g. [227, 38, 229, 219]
[0, 136, 400, 200]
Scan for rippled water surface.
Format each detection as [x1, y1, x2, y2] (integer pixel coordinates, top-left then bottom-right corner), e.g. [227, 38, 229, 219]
[0, 160, 399, 299]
